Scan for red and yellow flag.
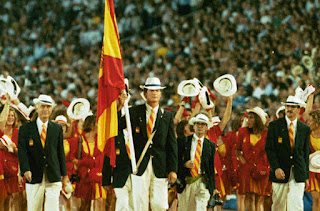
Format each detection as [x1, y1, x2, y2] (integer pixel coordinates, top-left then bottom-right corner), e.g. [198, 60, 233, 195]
[97, 0, 125, 167]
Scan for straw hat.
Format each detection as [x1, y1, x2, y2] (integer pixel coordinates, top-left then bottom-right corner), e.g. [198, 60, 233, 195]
[33, 94, 55, 106]
[213, 74, 237, 96]
[140, 77, 166, 90]
[177, 79, 201, 97]
[310, 151, 320, 173]
[246, 107, 267, 125]
[67, 98, 92, 120]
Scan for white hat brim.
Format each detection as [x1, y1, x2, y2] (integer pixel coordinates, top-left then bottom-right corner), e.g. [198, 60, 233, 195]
[139, 85, 166, 90]
[189, 116, 213, 128]
[246, 108, 266, 125]
[213, 74, 237, 96]
[11, 104, 30, 121]
[310, 151, 320, 173]
[198, 86, 214, 109]
[177, 79, 201, 97]
[67, 98, 91, 120]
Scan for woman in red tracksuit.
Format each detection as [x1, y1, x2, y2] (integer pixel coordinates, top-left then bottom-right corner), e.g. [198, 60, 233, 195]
[0, 103, 25, 211]
[235, 107, 271, 211]
[71, 115, 106, 210]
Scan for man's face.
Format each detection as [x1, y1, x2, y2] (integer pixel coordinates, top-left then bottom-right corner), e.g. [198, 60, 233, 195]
[145, 89, 161, 105]
[37, 103, 53, 120]
[193, 122, 208, 138]
[285, 105, 299, 120]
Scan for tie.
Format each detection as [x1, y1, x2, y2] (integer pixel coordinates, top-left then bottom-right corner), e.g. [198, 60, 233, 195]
[191, 139, 201, 177]
[41, 124, 47, 148]
[126, 140, 131, 160]
[289, 122, 294, 149]
[147, 108, 155, 138]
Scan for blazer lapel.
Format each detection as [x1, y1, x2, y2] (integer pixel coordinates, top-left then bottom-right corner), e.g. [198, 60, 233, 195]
[153, 108, 163, 133]
[139, 105, 148, 139]
[201, 139, 209, 164]
[31, 121, 43, 150]
[185, 136, 192, 161]
[294, 120, 303, 149]
[280, 118, 291, 150]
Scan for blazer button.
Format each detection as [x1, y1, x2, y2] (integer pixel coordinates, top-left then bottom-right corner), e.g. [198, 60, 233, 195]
[45, 164, 48, 167]
[151, 155, 154, 158]
[290, 156, 293, 159]
[292, 165, 294, 167]
[43, 156, 46, 159]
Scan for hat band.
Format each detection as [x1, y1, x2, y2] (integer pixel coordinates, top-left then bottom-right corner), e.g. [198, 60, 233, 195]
[40, 100, 53, 104]
[286, 101, 299, 105]
[145, 84, 162, 87]
[196, 118, 208, 122]
[18, 107, 28, 118]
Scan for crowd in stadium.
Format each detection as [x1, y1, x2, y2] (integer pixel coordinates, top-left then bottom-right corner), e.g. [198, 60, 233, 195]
[1, 0, 320, 210]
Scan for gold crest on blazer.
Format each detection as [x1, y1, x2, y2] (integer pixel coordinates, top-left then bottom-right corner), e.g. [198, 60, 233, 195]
[135, 127, 140, 133]
[29, 139, 34, 146]
[116, 148, 120, 155]
[278, 137, 282, 143]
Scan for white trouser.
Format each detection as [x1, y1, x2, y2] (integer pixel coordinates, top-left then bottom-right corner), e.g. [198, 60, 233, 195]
[177, 177, 210, 211]
[25, 172, 62, 211]
[114, 175, 134, 211]
[139, 158, 168, 211]
[271, 168, 305, 211]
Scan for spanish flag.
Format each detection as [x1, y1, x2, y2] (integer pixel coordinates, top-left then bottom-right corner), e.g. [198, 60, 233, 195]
[97, 0, 125, 167]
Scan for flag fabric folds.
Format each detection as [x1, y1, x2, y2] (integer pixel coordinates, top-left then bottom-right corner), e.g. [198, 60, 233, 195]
[97, 0, 125, 167]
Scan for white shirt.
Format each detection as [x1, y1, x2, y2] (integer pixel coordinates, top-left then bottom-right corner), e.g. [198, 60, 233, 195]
[145, 103, 159, 132]
[36, 117, 48, 137]
[190, 134, 204, 174]
[285, 116, 297, 145]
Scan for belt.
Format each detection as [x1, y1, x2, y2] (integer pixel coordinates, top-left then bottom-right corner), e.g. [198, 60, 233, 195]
[185, 175, 202, 184]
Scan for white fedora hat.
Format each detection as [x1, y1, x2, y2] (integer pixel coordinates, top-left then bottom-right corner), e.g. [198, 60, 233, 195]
[11, 103, 30, 121]
[67, 98, 92, 120]
[310, 151, 320, 173]
[6, 76, 20, 100]
[189, 113, 212, 128]
[62, 182, 73, 199]
[211, 116, 221, 126]
[33, 94, 55, 106]
[281, 95, 304, 107]
[0, 135, 14, 153]
[140, 77, 166, 90]
[198, 86, 215, 109]
[246, 107, 267, 125]
[55, 115, 70, 127]
[213, 74, 237, 96]
[276, 106, 285, 119]
[177, 79, 201, 97]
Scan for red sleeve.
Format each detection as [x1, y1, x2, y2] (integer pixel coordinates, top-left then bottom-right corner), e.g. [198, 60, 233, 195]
[207, 125, 222, 144]
[235, 127, 247, 151]
[11, 128, 19, 145]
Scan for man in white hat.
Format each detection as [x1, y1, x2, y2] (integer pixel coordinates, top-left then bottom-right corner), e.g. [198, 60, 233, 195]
[265, 95, 310, 211]
[18, 94, 68, 211]
[177, 113, 219, 210]
[118, 77, 178, 211]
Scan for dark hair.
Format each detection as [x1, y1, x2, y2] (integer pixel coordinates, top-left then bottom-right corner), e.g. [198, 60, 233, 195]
[176, 120, 189, 138]
[233, 112, 245, 131]
[82, 115, 97, 133]
[248, 112, 265, 134]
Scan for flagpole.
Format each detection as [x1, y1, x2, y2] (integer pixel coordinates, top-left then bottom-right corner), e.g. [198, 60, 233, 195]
[123, 98, 137, 173]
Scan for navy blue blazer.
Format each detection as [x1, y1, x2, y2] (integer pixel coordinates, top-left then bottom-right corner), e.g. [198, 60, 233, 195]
[177, 135, 216, 195]
[18, 120, 67, 184]
[265, 117, 310, 183]
[102, 130, 132, 188]
[119, 104, 178, 178]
